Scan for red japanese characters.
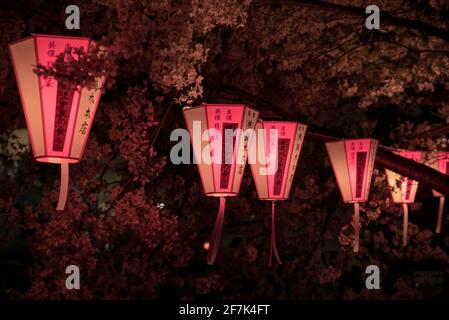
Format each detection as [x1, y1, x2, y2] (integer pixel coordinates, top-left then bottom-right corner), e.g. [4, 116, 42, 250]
[325, 139, 378, 252]
[249, 121, 307, 265]
[385, 151, 423, 246]
[424, 151, 449, 233]
[183, 104, 260, 265]
[9, 34, 105, 210]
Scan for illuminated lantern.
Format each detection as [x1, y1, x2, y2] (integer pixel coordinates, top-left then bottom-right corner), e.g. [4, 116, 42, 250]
[385, 151, 423, 246]
[325, 139, 378, 252]
[9, 34, 105, 210]
[249, 121, 307, 266]
[424, 151, 449, 233]
[183, 104, 260, 265]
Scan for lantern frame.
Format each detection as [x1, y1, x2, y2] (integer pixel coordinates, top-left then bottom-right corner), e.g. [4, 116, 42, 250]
[250, 120, 307, 201]
[183, 104, 259, 197]
[183, 103, 260, 265]
[249, 120, 307, 265]
[9, 34, 106, 210]
[325, 138, 378, 252]
[385, 150, 423, 246]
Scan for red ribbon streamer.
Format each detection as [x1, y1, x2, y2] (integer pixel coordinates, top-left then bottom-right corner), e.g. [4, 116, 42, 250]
[268, 201, 282, 266]
[56, 162, 69, 211]
[207, 197, 226, 265]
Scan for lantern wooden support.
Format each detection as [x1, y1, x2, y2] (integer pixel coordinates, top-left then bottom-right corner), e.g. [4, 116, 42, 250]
[325, 139, 378, 252]
[385, 151, 423, 246]
[437, 197, 445, 234]
[402, 203, 409, 246]
[424, 151, 449, 233]
[353, 202, 360, 253]
[9, 34, 105, 210]
[183, 104, 260, 265]
[249, 121, 307, 266]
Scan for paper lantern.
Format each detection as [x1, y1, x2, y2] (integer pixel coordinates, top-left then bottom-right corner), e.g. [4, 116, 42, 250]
[183, 104, 260, 265]
[385, 151, 423, 246]
[9, 34, 105, 210]
[325, 139, 378, 252]
[424, 151, 449, 233]
[249, 121, 307, 265]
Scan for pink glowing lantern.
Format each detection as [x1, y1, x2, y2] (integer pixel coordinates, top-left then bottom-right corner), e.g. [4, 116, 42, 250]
[424, 151, 449, 233]
[183, 104, 260, 265]
[385, 151, 423, 246]
[249, 121, 307, 265]
[325, 139, 378, 252]
[9, 34, 105, 210]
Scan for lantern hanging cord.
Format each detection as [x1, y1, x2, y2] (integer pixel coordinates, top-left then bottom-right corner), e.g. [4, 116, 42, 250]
[269, 201, 282, 266]
[56, 161, 69, 211]
[402, 203, 409, 246]
[207, 196, 226, 265]
[436, 197, 445, 234]
[353, 203, 360, 253]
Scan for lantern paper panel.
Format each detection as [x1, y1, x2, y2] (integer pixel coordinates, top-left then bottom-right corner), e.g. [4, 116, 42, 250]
[325, 139, 378, 253]
[183, 104, 260, 265]
[250, 121, 307, 201]
[9, 34, 105, 210]
[424, 151, 449, 233]
[249, 121, 307, 266]
[385, 151, 423, 204]
[183, 104, 259, 196]
[325, 139, 378, 203]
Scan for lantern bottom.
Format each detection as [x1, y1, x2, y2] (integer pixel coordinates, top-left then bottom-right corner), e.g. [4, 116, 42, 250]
[35, 156, 80, 164]
[346, 200, 367, 204]
[206, 192, 239, 197]
[391, 201, 415, 204]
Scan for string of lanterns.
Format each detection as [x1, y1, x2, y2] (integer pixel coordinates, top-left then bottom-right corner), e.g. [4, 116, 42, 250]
[8, 34, 449, 266]
[184, 104, 447, 265]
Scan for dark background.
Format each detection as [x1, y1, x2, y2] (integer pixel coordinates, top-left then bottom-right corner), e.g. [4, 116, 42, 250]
[1, 0, 449, 299]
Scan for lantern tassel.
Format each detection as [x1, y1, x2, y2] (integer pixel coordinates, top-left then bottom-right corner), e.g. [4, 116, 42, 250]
[436, 197, 445, 234]
[207, 197, 226, 265]
[56, 162, 69, 211]
[402, 203, 408, 246]
[353, 203, 360, 253]
[268, 201, 282, 266]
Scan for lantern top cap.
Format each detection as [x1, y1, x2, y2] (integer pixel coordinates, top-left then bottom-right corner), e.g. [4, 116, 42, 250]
[393, 149, 424, 153]
[258, 197, 288, 201]
[258, 120, 307, 126]
[31, 33, 91, 40]
[326, 138, 378, 145]
[184, 103, 259, 113]
[9, 34, 92, 48]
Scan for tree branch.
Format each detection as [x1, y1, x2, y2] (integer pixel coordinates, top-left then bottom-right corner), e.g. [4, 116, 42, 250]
[409, 123, 449, 141]
[265, 0, 449, 41]
[205, 82, 449, 196]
